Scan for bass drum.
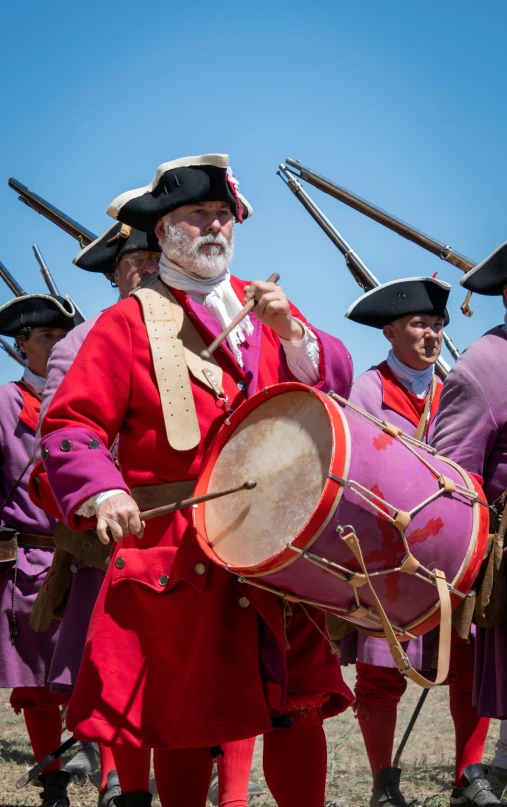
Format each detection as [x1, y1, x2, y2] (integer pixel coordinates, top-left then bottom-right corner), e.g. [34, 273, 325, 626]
[194, 382, 488, 644]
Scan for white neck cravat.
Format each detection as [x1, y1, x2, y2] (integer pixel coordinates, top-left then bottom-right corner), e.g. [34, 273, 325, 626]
[157, 254, 253, 366]
[22, 366, 46, 396]
[386, 349, 434, 399]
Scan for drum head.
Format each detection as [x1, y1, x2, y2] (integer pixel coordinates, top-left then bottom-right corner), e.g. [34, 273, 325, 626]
[204, 390, 333, 567]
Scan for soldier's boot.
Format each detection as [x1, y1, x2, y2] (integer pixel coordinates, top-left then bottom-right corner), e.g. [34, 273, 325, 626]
[487, 765, 507, 800]
[112, 793, 152, 807]
[98, 771, 122, 807]
[38, 771, 71, 807]
[450, 764, 503, 806]
[64, 741, 100, 775]
[370, 768, 408, 807]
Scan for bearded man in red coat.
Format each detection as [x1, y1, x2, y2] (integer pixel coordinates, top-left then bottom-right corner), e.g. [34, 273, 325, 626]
[39, 154, 354, 807]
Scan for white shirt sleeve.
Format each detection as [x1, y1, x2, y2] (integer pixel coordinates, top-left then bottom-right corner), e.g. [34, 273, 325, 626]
[75, 489, 126, 517]
[279, 319, 321, 385]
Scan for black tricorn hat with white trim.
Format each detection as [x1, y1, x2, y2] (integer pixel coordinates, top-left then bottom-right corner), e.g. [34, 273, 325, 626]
[0, 294, 83, 336]
[460, 242, 507, 296]
[73, 223, 161, 274]
[345, 277, 451, 329]
[106, 154, 253, 233]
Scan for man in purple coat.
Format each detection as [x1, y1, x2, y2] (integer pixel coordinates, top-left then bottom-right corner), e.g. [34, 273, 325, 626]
[0, 293, 78, 807]
[33, 224, 160, 800]
[433, 244, 507, 799]
[341, 277, 496, 807]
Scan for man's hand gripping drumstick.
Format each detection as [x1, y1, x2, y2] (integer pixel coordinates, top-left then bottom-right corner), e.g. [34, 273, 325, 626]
[201, 272, 306, 360]
[96, 481, 256, 545]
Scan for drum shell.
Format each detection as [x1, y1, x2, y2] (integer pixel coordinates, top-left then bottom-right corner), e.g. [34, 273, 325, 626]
[194, 383, 489, 640]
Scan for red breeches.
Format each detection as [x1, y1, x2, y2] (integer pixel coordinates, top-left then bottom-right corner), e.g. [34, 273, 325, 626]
[355, 632, 490, 786]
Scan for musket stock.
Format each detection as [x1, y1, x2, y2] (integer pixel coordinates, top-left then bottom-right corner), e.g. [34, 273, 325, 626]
[284, 159, 475, 274]
[278, 164, 454, 378]
[285, 159, 507, 319]
[8, 178, 96, 248]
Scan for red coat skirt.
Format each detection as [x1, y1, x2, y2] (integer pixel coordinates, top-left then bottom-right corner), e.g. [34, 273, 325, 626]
[39, 280, 354, 748]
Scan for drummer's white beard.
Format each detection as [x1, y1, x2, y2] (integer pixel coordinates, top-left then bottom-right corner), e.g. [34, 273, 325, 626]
[161, 220, 234, 280]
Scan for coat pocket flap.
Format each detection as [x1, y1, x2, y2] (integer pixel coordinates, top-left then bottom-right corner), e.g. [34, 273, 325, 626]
[110, 545, 210, 594]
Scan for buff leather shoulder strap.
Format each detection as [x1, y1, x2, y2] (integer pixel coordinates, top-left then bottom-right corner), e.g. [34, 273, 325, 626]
[133, 278, 223, 452]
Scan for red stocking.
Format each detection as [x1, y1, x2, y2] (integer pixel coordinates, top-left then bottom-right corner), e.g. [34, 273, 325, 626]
[111, 745, 151, 793]
[217, 737, 256, 807]
[12, 687, 66, 774]
[355, 662, 407, 778]
[448, 633, 490, 787]
[153, 747, 213, 807]
[263, 724, 327, 807]
[99, 744, 117, 792]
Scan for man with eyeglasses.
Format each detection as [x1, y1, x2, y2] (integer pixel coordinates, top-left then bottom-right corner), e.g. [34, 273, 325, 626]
[30, 225, 160, 807]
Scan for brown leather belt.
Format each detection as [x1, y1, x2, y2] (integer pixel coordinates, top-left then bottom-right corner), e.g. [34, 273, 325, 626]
[130, 480, 196, 511]
[18, 533, 56, 550]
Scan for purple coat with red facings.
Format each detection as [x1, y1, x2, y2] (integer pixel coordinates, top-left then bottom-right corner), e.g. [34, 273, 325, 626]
[37, 313, 107, 695]
[433, 326, 507, 718]
[339, 366, 439, 671]
[0, 382, 60, 689]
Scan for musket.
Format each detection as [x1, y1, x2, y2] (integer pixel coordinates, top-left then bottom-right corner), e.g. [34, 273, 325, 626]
[32, 245, 60, 296]
[0, 260, 26, 297]
[278, 164, 453, 379]
[31, 244, 86, 321]
[0, 337, 25, 367]
[8, 178, 96, 248]
[0, 262, 27, 366]
[283, 158, 507, 318]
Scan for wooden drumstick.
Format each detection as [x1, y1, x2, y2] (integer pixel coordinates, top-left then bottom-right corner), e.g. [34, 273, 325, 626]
[140, 480, 256, 522]
[200, 273, 280, 360]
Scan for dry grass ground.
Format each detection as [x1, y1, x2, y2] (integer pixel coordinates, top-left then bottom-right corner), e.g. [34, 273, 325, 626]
[0, 667, 503, 807]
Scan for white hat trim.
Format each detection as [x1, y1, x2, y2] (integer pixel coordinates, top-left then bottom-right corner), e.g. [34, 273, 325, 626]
[0, 294, 77, 319]
[107, 154, 231, 220]
[345, 276, 451, 320]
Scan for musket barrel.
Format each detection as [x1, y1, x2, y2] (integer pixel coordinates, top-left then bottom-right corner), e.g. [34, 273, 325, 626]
[0, 260, 26, 297]
[278, 165, 378, 291]
[278, 164, 453, 379]
[8, 178, 97, 247]
[285, 159, 475, 274]
[0, 337, 25, 367]
[32, 245, 60, 296]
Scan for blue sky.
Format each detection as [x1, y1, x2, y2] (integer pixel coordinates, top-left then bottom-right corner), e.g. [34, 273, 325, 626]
[0, 1, 505, 385]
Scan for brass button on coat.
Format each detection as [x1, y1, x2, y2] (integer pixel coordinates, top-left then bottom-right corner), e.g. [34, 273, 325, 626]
[70, 564, 78, 574]
[159, 575, 169, 586]
[60, 439, 71, 452]
[115, 557, 125, 569]
[238, 597, 250, 609]
[41, 448, 49, 460]
[194, 563, 206, 575]
[88, 439, 99, 449]
[237, 381, 246, 391]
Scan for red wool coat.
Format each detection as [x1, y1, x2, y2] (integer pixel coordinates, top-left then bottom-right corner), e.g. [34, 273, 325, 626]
[40, 277, 354, 748]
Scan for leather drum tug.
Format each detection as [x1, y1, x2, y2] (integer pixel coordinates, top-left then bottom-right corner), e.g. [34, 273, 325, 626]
[194, 382, 489, 688]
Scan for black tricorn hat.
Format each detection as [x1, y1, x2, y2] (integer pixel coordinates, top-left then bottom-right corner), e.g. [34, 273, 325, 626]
[345, 277, 451, 329]
[0, 294, 82, 337]
[460, 242, 507, 296]
[106, 154, 253, 233]
[73, 224, 161, 274]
